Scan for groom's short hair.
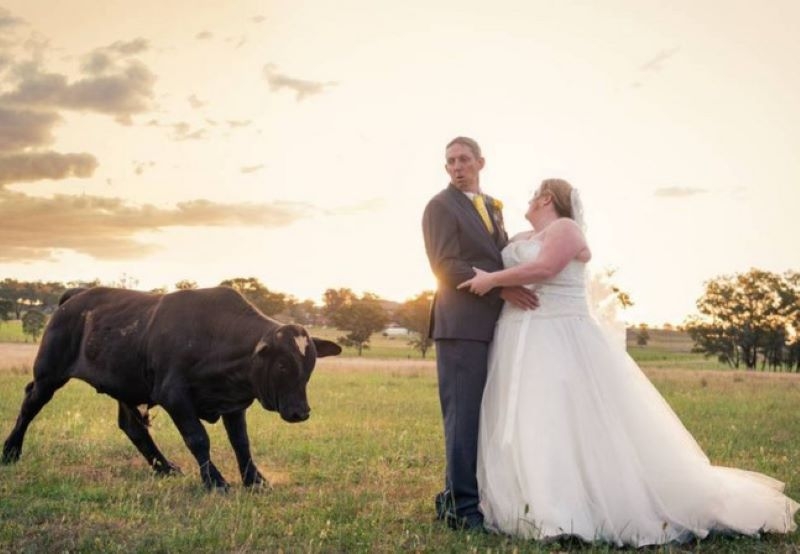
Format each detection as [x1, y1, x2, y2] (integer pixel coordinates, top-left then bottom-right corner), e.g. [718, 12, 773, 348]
[446, 136, 482, 160]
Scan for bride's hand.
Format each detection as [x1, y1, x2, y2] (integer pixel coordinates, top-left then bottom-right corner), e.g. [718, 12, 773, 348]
[457, 267, 494, 296]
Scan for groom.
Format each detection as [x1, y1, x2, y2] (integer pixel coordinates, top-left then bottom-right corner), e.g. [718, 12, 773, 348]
[422, 136, 538, 530]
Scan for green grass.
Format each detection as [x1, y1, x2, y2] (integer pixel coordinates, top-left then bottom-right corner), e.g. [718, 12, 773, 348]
[0, 319, 751, 371]
[0, 320, 28, 343]
[310, 326, 737, 367]
[1, 361, 798, 552]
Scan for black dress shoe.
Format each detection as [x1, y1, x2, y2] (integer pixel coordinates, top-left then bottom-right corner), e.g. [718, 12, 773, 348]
[435, 490, 454, 520]
[446, 513, 485, 532]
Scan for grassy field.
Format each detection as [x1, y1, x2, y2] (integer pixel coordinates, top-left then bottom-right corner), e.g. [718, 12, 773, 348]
[0, 320, 27, 343]
[304, 326, 741, 371]
[0, 349, 798, 552]
[0, 318, 749, 371]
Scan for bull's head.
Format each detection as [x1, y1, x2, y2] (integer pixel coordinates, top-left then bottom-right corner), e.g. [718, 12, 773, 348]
[252, 324, 341, 422]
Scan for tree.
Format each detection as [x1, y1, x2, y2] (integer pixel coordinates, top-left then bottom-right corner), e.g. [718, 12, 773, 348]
[219, 277, 286, 316]
[396, 290, 434, 358]
[284, 297, 320, 325]
[68, 279, 101, 289]
[0, 279, 68, 317]
[175, 279, 198, 290]
[635, 323, 650, 346]
[684, 269, 798, 371]
[0, 278, 34, 318]
[323, 288, 388, 356]
[109, 273, 140, 290]
[0, 298, 12, 322]
[22, 310, 46, 342]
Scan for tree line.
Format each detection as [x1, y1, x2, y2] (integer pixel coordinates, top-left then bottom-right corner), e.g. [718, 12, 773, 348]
[684, 269, 799, 371]
[4, 269, 798, 369]
[0, 277, 433, 356]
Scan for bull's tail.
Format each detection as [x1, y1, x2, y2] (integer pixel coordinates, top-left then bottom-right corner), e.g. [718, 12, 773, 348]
[58, 287, 87, 306]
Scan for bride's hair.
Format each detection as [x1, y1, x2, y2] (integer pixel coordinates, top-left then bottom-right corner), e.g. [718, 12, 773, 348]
[539, 178, 574, 219]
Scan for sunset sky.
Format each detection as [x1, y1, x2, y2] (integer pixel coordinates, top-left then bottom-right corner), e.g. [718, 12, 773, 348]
[1, 1, 798, 325]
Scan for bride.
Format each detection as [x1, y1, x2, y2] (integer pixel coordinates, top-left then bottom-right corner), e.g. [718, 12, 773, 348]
[458, 178, 799, 546]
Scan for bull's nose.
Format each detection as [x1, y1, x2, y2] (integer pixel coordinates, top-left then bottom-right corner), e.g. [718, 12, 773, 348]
[283, 410, 310, 423]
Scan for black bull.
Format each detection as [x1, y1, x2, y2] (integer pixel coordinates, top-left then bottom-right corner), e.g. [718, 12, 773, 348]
[1, 286, 341, 489]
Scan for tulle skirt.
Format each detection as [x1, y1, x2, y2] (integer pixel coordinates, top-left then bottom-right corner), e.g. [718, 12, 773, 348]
[477, 311, 799, 546]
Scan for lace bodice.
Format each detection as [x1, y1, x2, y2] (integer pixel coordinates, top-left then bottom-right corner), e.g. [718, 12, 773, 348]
[500, 239, 590, 319]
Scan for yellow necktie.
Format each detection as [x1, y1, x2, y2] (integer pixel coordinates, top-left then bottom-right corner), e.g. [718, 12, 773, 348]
[472, 194, 494, 234]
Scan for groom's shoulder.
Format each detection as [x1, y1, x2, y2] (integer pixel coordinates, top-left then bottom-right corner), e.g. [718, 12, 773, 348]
[425, 187, 454, 208]
[432, 186, 452, 200]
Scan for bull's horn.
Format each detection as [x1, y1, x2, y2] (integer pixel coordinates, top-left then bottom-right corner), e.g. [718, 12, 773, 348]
[253, 338, 268, 356]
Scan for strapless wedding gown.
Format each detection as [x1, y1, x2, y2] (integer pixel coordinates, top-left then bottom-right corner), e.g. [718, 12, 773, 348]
[477, 239, 799, 546]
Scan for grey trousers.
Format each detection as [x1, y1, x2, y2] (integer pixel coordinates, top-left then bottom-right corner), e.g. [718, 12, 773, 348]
[435, 339, 489, 521]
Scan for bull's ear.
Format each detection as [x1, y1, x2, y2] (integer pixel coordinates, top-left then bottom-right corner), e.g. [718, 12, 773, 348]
[313, 338, 342, 358]
[253, 337, 270, 357]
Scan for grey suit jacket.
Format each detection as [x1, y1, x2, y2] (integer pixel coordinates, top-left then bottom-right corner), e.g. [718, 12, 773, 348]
[422, 184, 509, 341]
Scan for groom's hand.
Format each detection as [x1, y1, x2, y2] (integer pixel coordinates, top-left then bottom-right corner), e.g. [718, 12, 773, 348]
[500, 286, 539, 310]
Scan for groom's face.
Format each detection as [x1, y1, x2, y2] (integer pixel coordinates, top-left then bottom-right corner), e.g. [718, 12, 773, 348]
[445, 143, 484, 192]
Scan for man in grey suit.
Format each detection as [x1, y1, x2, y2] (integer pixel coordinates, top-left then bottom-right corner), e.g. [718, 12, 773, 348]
[422, 137, 538, 530]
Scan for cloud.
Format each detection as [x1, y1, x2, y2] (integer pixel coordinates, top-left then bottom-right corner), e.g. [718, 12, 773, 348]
[171, 121, 207, 141]
[188, 93, 207, 108]
[241, 164, 264, 174]
[628, 47, 680, 90]
[145, 119, 209, 141]
[263, 63, 337, 101]
[106, 38, 149, 56]
[654, 186, 707, 198]
[133, 160, 155, 175]
[81, 38, 149, 75]
[0, 151, 99, 186]
[0, 60, 156, 124]
[195, 31, 213, 40]
[0, 107, 61, 150]
[251, 15, 266, 23]
[225, 36, 247, 49]
[0, 192, 317, 261]
[227, 119, 251, 128]
[0, 7, 26, 29]
[638, 47, 680, 73]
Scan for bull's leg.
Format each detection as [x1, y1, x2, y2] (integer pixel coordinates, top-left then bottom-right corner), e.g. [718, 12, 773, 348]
[2, 377, 68, 464]
[222, 410, 266, 487]
[160, 395, 228, 490]
[117, 402, 181, 476]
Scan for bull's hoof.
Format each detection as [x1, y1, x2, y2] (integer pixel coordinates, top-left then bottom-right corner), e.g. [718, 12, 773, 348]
[1, 445, 20, 464]
[243, 471, 269, 489]
[204, 479, 230, 493]
[242, 466, 266, 488]
[200, 464, 229, 492]
[153, 459, 182, 476]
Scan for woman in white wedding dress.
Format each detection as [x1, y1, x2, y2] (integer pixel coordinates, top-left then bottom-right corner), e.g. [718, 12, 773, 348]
[458, 179, 799, 546]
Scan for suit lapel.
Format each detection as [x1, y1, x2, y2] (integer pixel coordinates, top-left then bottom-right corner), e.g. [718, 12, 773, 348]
[445, 186, 501, 254]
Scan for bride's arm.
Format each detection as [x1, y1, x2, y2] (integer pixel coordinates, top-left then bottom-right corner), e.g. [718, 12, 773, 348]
[459, 219, 588, 295]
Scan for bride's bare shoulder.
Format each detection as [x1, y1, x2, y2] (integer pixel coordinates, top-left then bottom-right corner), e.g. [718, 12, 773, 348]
[549, 217, 586, 238]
